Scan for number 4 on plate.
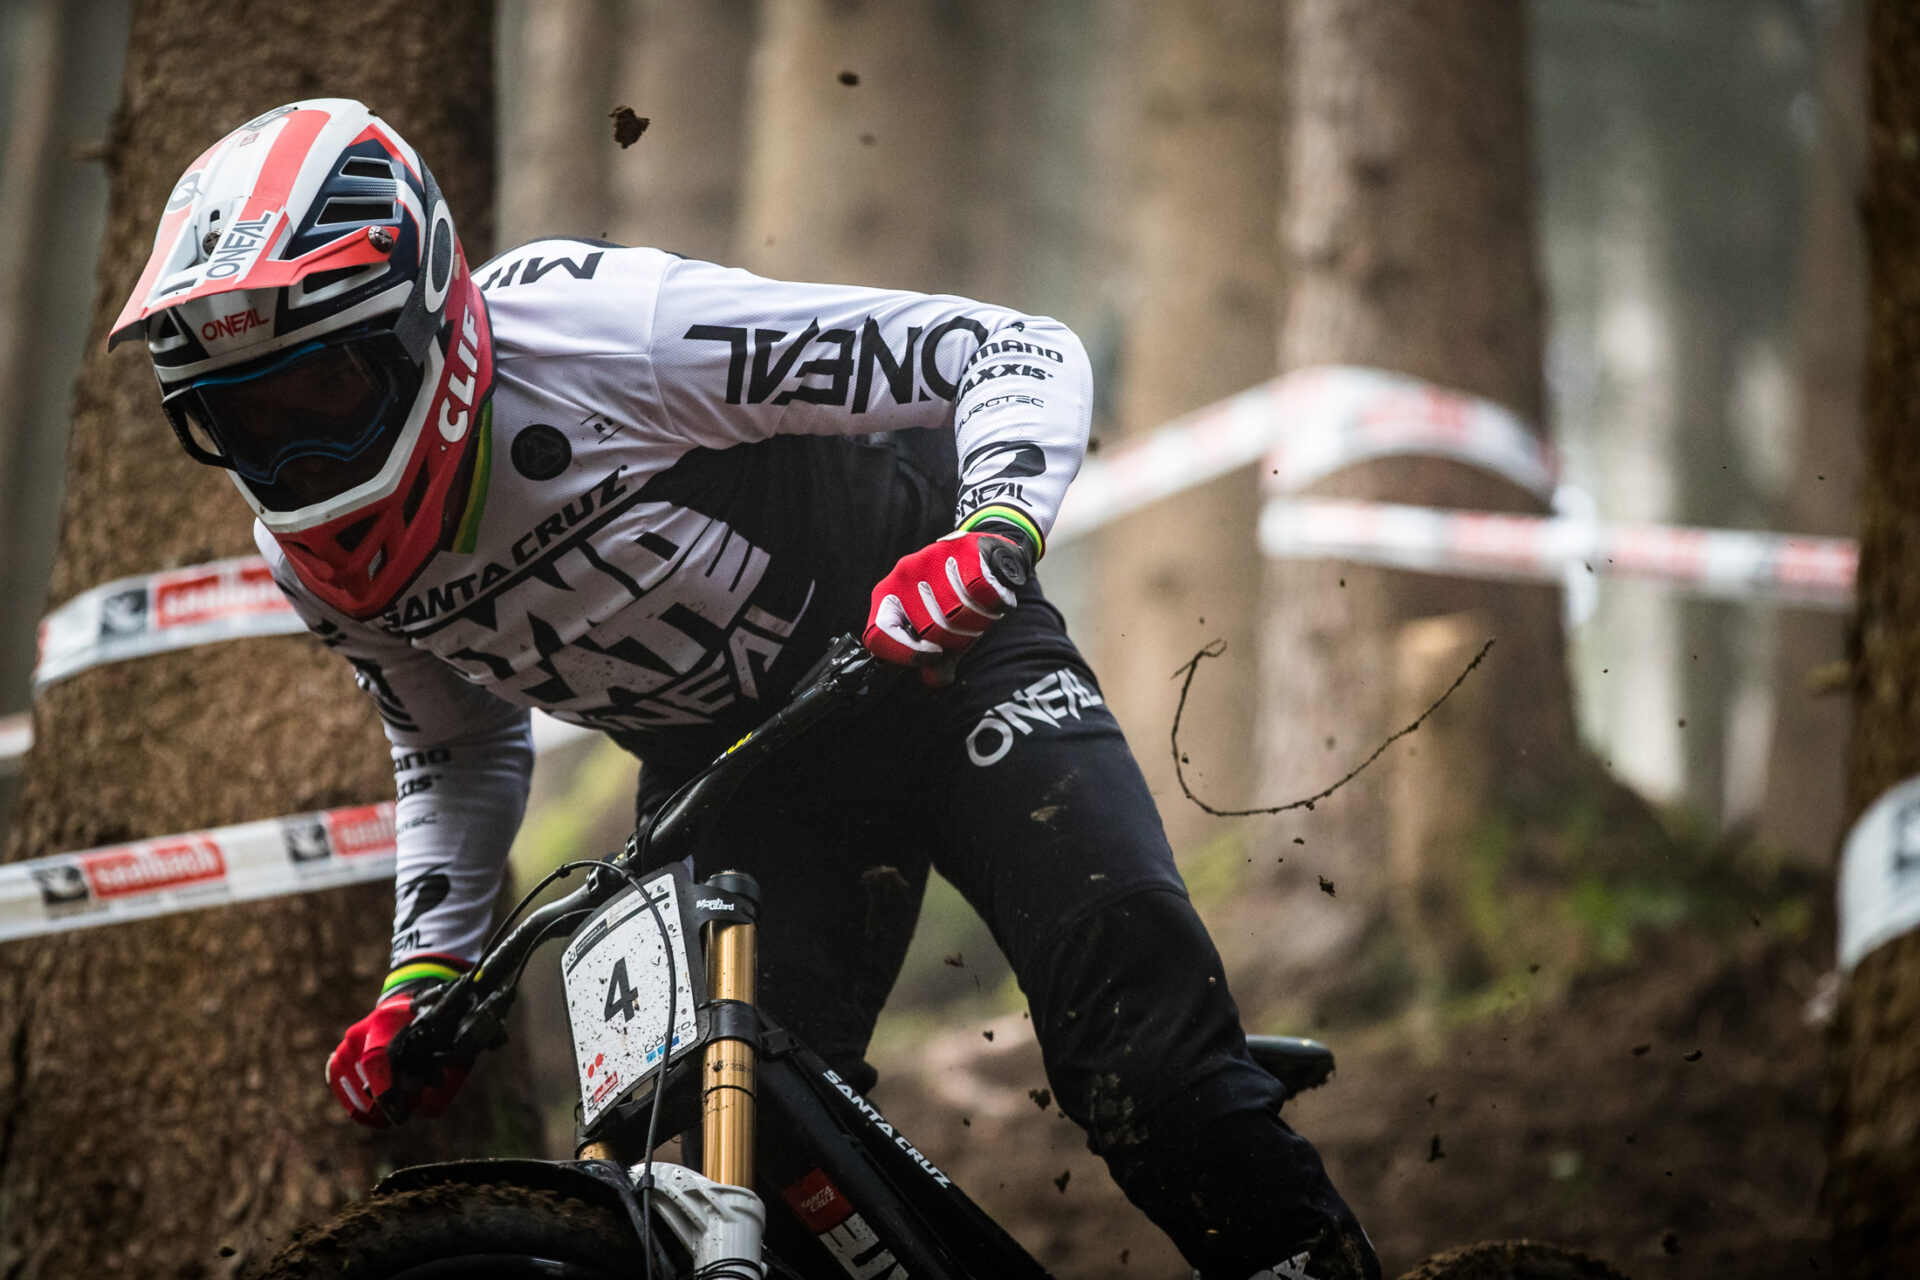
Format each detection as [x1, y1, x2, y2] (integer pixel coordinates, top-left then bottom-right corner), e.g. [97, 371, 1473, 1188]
[604, 956, 639, 1023]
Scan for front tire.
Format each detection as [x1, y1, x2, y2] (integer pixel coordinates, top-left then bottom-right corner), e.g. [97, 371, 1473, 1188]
[259, 1183, 672, 1280]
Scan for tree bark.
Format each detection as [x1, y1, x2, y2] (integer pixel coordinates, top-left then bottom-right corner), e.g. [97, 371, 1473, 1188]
[1255, 0, 1583, 957]
[735, 0, 981, 293]
[0, 6, 526, 1277]
[1830, 4, 1920, 1272]
[1761, 0, 1866, 861]
[1090, 0, 1281, 857]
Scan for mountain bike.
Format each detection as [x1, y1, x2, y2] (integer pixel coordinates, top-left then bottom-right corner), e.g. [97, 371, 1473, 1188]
[258, 634, 1341, 1279]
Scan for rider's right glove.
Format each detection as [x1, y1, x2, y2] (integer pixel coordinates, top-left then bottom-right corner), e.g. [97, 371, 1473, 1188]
[325, 955, 469, 1128]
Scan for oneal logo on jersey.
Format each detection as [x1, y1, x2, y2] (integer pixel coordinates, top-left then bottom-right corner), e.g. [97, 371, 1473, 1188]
[203, 214, 274, 280]
[686, 314, 991, 410]
[439, 308, 483, 442]
[966, 667, 1105, 767]
[383, 470, 631, 625]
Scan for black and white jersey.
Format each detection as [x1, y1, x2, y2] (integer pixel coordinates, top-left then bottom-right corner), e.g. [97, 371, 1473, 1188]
[258, 241, 1092, 964]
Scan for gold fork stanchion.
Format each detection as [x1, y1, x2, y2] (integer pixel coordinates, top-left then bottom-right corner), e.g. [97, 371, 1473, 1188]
[702, 904, 757, 1187]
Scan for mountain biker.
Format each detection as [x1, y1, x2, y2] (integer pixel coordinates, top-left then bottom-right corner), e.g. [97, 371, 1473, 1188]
[111, 99, 1380, 1280]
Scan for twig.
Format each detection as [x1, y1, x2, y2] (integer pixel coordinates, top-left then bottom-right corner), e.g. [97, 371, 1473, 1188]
[1170, 637, 1496, 816]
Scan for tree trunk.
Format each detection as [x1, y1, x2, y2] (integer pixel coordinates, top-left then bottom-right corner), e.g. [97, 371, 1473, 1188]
[0, 6, 527, 1276]
[1761, 0, 1866, 862]
[1255, 0, 1583, 960]
[1090, 0, 1281, 857]
[1829, 5, 1920, 1273]
[0, 0, 129, 847]
[496, 0, 621, 248]
[608, 0, 755, 263]
[735, 0, 980, 292]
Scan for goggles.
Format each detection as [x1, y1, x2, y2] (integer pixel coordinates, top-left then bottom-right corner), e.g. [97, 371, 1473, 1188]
[162, 330, 422, 512]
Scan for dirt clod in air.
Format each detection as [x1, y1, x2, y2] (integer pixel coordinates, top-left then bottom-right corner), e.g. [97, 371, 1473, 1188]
[1683, 1048, 1704, 1062]
[1029, 1087, 1052, 1110]
[1631, 1043, 1651, 1056]
[1428, 1133, 1446, 1161]
[1319, 876, 1337, 897]
[982, 1029, 994, 1042]
[838, 70, 860, 86]
[943, 953, 965, 968]
[608, 106, 649, 148]
[1054, 1169, 1071, 1193]
[1662, 1230, 1682, 1254]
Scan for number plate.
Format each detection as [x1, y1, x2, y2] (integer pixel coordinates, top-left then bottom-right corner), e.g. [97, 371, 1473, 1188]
[562, 870, 699, 1127]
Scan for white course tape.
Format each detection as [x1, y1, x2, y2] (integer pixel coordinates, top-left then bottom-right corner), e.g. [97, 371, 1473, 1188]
[18, 557, 598, 765]
[1839, 775, 1920, 971]
[0, 714, 28, 775]
[1052, 364, 1557, 544]
[35, 556, 304, 690]
[0, 801, 396, 944]
[1259, 498, 1857, 610]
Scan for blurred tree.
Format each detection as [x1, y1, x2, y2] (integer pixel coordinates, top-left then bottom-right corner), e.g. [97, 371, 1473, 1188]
[1091, 0, 1281, 857]
[735, 0, 980, 292]
[496, 0, 621, 247]
[1644, 2, 1809, 826]
[0, 0, 128, 845]
[1829, 5, 1920, 1272]
[1254, 0, 1589, 968]
[0, 4, 530, 1276]
[608, 0, 754, 262]
[1762, 0, 1865, 859]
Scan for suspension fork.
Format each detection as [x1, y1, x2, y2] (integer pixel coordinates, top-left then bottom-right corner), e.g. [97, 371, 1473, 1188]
[701, 875, 758, 1187]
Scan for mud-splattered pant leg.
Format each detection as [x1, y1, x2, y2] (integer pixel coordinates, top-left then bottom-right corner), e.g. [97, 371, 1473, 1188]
[923, 593, 1380, 1280]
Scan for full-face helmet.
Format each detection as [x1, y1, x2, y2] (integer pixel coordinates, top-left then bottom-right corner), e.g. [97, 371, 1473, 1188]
[110, 98, 492, 617]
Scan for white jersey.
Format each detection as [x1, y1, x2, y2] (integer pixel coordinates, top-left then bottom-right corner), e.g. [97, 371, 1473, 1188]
[259, 241, 1092, 967]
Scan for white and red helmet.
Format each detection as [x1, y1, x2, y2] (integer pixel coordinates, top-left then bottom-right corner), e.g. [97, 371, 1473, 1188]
[111, 98, 492, 618]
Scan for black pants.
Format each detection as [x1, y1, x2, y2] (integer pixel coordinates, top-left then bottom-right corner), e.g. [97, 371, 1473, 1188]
[636, 585, 1378, 1280]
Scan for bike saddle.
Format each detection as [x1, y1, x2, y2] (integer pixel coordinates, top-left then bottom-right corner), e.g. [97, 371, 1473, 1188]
[1246, 1034, 1335, 1095]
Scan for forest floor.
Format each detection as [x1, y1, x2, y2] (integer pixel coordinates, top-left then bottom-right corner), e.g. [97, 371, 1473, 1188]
[867, 921, 1833, 1280]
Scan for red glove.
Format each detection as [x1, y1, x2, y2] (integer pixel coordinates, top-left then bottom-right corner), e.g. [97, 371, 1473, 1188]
[325, 982, 465, 1128]
[864, 530, 1025, 669]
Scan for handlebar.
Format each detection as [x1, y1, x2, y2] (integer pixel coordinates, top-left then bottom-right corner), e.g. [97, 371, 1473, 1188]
[381, 635, 895, 1112]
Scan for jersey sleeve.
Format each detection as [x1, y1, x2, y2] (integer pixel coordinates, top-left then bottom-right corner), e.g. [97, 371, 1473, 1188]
[648, 257, 1092, 554]
[256, 525, 534, 973]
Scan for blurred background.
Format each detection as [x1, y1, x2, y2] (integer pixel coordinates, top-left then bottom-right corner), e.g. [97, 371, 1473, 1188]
[0, 2, 1856, 1275]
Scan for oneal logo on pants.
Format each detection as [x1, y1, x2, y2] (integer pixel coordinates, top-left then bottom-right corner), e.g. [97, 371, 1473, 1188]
[965, 667, 1105, 767]
[1261, 1253, 1324, 1280]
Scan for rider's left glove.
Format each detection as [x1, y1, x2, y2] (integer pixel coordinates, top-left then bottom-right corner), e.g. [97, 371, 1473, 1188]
[864, 529, 1031, 672]
[326, 957, 469, 1128]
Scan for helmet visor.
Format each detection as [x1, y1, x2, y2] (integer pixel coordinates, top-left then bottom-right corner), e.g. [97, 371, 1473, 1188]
[164, 333, 422, 512]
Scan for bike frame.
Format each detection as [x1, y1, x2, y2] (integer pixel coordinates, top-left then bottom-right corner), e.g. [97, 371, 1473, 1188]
[377, 635, 1330, 1277]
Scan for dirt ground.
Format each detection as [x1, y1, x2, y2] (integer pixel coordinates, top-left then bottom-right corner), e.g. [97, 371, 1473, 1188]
[867, 925, 1833, 1279]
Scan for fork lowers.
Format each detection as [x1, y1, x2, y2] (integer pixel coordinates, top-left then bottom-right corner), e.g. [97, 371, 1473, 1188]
[702, 883, 758, 1188]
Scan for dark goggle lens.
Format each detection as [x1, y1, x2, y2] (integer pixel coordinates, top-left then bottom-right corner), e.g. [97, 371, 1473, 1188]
[167, 336, 420, 511]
